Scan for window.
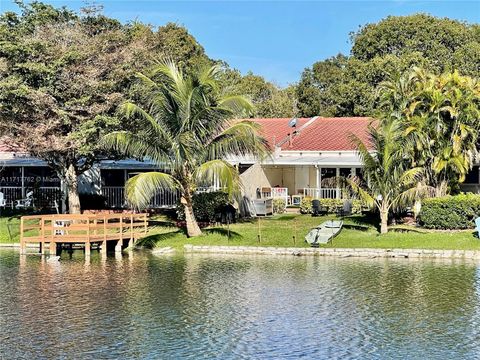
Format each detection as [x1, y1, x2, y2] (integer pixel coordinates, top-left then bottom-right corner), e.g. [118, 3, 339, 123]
[321, 168, 336, 187]
[339, 168, 352, 178]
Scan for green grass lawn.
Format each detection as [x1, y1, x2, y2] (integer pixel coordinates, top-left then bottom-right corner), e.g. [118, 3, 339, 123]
[0, 216, 21, 243]
[2, 213, 479, 251]
[144, 213, 480, 252]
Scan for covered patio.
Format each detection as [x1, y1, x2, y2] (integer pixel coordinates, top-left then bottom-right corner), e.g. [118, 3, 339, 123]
[238, 152, 363, 205]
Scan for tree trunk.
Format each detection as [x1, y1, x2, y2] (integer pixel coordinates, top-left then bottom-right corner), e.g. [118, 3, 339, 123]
[65, 163, 81, 214]
[380, 209, 388, 234]
[181, 187, 202, 237]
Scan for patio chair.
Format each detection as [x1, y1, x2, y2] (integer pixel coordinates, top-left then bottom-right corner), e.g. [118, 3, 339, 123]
[475, 217, 480, 238]
[0, 192, 6, 208]
[312, 199, 327, 217]
[15, 191, 34, 210]
[0, 192, 6, 215]
[337, 200, 352, 217]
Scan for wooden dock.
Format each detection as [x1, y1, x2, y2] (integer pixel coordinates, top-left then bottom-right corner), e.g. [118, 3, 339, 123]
[20, 213, 149, 257]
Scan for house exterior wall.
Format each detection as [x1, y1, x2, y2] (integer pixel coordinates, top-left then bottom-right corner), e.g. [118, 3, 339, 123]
[78, 166, 101, 195]
[294, 165, 309, 193]
[239, 163, 272, 200]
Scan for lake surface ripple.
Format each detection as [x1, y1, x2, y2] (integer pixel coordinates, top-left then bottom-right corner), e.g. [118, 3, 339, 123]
[1, 250, 480, 359]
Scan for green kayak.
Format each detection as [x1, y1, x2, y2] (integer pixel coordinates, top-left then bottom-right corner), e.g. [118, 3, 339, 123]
[305, 220, 343, 247]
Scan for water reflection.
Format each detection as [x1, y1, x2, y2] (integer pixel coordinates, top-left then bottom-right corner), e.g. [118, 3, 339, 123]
[1, 250, 480, 359]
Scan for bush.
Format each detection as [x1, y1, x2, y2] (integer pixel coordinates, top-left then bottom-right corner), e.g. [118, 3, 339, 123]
[420, 193, 480, 229]
[273, 198, 286, 214]
[177, 191, 233, 223]
[300, 197, 364, 215]
[300, 197, 313, 214]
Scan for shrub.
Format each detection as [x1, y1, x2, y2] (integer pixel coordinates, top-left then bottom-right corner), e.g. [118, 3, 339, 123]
[273, 198, 286, 214]
[420, 193, 480, 229]
[300, 197, 364, 215]
[300, 197, 313, 214]
[177, 191, 232, 223]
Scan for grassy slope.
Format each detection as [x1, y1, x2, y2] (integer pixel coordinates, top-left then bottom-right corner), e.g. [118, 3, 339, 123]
[0, 216, 21, 243]
[3, 213, 478, 251]
[144, 214, 480, 252]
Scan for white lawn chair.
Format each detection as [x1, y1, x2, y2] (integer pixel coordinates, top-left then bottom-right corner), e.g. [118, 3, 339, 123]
[0, 192, 6, 208]
[15, 191, 34, 209]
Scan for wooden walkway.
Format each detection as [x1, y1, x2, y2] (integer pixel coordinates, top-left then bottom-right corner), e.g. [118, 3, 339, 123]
[20, 213, 148, 257]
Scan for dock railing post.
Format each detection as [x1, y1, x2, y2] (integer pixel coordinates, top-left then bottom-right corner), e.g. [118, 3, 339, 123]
[115, 215, 123, 253]
[20, 217, 25, 254]
[101, 215, 107, 257]
[86, 217, 91, 258]
[129, 213, 134, 249]
[40, 217, 45, 255]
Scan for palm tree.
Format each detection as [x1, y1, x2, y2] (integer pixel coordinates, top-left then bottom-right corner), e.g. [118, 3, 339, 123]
[348, 120, 423, 234]
[378, 68, 480, 196]
[103, 61, 269, 237]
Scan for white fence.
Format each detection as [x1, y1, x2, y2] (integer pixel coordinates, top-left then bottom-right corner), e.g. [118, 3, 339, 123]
[101, 186, 179, 209]
[303, 188, 341, 199]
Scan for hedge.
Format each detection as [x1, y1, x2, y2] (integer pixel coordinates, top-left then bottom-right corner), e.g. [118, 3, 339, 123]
[420, 193, 480, 229]
[300, 197, 363, 215]
[177, 191, 232, 223]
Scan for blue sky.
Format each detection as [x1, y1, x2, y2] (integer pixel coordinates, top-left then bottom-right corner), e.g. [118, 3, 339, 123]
[1, 1, 479, 86]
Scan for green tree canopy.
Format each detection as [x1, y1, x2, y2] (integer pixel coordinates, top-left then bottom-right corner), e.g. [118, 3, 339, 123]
[379, 67, 480, 195]
[297, 14, 479, 117]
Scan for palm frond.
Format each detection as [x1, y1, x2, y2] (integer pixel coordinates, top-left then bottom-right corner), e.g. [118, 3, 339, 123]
[102, 131, 170, 165]
[125, 172, 179, 209]
[206, 121, 270, 161]
[194, 159, 241, 197]
[346, 177, 375, 208]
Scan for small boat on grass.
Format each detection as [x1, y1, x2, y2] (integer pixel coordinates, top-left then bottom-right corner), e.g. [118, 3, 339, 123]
[305, 220, 343, 247]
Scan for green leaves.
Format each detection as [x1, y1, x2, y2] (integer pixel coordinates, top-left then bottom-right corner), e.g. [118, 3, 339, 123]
[103, 61, 270, 213]
[194, 159, 241, 198]
[125, 172, 179, 209]
[380, 67, 480, 191]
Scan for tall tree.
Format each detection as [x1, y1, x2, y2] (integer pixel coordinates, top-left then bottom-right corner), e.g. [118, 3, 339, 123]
[221, 68, 297, 118]
[348, 121, 423, 234]
[0, 2, 151, 213]
[297, 14, 479, 117]
[351, 14, 480, 76]
[379, 67, 480, 195]
[103, 61, 269, 237]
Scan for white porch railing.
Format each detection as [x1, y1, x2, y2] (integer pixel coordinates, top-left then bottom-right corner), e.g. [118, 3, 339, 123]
[101, 186, 179, 209]
[260, 187, 289, 203]
[271, 187, 289, 203]
[303, 188, 341, 199]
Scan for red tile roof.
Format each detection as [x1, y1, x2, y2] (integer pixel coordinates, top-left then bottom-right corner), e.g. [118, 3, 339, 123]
[246, 118, 312, 149]
[249, 117, 374, 151]
[0, 137, 26, 153]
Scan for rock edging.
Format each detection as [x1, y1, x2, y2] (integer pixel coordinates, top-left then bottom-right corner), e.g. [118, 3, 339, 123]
[183, 244, 480, 260]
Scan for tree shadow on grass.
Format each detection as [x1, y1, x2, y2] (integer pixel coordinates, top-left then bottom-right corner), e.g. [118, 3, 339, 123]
[149, 219, 176, 227]
[275, 215, 297, 221]
[137, 229, 184, 249]
[343, 223, 371, 232]
[204, 227, 243, 240]
[344, 214, 379, 231]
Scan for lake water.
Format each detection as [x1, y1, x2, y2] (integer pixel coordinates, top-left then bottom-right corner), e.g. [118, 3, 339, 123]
[1, 249, 480, 359]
